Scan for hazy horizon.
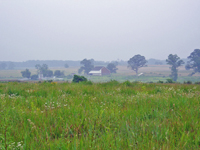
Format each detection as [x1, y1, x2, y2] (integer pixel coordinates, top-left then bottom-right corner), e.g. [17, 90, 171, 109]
[1, 0, 200, 62]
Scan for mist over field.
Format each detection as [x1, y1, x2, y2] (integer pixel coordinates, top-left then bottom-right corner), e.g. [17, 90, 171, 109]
[0, 0, 200, 62]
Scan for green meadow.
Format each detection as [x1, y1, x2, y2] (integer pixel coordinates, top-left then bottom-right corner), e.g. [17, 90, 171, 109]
[0, 81, 200, 149]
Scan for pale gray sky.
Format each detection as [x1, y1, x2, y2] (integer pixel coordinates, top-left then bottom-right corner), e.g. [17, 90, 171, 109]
[0, 0, 200, 62]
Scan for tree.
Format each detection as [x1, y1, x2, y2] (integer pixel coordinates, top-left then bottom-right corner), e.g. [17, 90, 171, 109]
[35, 64, 41, 70]
[166, 54, 184, 81]
[78, 59, 94, 75]
[107, 63, 118, 73]
[35, 64, 48, 74]
[8, 62, 15, 70]
[54, 70, 64, 77]
[128, 54, 147, 75]
[35, 64, 42, 74]
[21, 69, 31, 78]
[111, 61, 118, 66]
[35, 64, 53, 77]
[64, 63, 69, 68]
[72, 75, 87, 83]
[185, 49, 200, 76]
[0, 63, 7, 70]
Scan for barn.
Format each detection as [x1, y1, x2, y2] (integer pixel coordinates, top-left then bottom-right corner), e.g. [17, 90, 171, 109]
[89, 66, 111, 76]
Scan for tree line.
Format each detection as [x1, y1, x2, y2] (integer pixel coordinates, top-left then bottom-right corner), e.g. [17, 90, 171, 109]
[129, 49, 200, 81]
[21, 64, 65, 80]
[78, 49, 200, 82]
[20, 49, 200, 81]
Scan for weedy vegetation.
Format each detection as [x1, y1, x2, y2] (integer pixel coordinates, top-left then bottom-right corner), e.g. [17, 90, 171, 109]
[0, 81, 200, 149]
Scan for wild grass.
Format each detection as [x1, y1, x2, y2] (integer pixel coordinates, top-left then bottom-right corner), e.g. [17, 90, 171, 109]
[0, 81, 200, 149]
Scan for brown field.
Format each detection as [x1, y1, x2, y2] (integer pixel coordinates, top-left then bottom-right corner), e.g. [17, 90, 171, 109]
[116, 65, 197, 77]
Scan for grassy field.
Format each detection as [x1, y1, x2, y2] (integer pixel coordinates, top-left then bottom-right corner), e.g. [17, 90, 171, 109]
[0, 65, 200, 83]
[0, 81, 200, 149]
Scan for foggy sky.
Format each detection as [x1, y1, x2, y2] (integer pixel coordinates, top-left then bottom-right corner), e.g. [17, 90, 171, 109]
[0, 0, 200, 62]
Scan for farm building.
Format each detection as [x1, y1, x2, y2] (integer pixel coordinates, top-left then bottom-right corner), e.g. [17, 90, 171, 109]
[89, 66, 111, 76]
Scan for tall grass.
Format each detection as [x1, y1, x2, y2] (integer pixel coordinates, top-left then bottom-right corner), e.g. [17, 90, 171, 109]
[0, 81, 200, 149]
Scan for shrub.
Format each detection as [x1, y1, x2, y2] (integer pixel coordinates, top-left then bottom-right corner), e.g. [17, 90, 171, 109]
[157, 80, 164, 83]
[72, 75, 87, 83]
[166, 79, 173, 83]
[31, 74, 38, 80]
[184, 81, 192, 84]
[48, 80, 53, 83]
[21, 69, 31, 78]
[123, 80, 132, 86]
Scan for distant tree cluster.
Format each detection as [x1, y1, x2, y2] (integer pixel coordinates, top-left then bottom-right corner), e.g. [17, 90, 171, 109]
[54, 70, 64, 77]
[20, 64, 66, 80]
[165, 49, 200, 81]
[19, 48, 200, 83]
[0, 62, 15, 70]
[0, 63, 7, 70]
[125, 49, 200, 82]
[35, 64, 53, 77]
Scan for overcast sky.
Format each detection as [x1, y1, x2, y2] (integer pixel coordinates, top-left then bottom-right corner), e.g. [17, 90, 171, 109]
[0, 0, 200, 62]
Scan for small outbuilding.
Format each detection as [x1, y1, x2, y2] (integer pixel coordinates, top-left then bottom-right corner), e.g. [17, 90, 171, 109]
[89, 66, 111, 76]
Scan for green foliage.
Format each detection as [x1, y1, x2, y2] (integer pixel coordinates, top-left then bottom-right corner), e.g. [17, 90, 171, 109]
[166, 78, 174, 83]
[78, 59, 94, 75]
[21, 69, 31, 78]
[157, 80, 164, 83]
[1, 82, 200, 149]
[128, 54, 147, 74]
[166, 54, 184, 81]
[123, 80, 132, 86]
[80, 80, 93, 85]
[72, 75, 87, 83]
[47, 80, 53, 83]
[184, 81, 192, 84]
[185, 49, 200, 75]
[107, 63, 118, 73]
[0, 80, 200, 149]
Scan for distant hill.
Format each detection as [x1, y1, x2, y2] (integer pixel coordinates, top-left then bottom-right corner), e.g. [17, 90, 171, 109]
[0, 58, 188, 69]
